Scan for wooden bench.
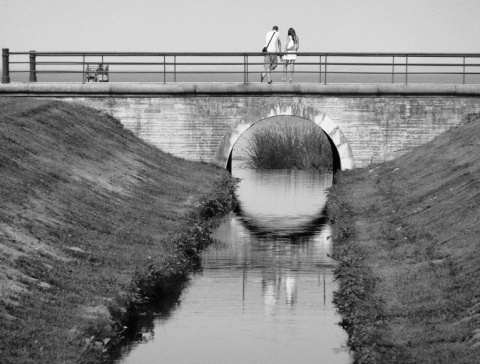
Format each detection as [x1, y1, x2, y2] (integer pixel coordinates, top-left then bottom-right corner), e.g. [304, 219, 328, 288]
[84, 64, 97, 82]
[84, 64, 109, 82]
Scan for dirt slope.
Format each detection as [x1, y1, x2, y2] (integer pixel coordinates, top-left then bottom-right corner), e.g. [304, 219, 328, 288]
[329, 114, 480, 362]
[0, 98, 229, 363]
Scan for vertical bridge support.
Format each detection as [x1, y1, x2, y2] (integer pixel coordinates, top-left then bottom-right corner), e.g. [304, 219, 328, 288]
[29, 50, 37, 83]
[2, 49, 10, 84]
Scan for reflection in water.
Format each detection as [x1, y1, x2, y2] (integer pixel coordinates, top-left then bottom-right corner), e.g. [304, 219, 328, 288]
[234, 169, 331, 234]
[115, 169, 351, 364]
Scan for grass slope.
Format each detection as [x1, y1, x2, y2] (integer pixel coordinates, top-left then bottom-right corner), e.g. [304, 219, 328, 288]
[329, 114, 480, 363]
[0, 98, 233, 363]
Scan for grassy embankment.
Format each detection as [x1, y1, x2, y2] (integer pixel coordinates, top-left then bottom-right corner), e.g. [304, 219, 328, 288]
[243, 122, 333, 169]
[328, 114, 480, 363]
[0, 98, 237, 364]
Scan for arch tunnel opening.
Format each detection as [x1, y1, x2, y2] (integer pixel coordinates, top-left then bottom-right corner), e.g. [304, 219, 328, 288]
[225, 116, 342, 173]
[214, 102, 355, 172]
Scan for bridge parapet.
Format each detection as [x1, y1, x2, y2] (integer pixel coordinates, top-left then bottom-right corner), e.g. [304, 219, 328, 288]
[4, 82, 480, 96]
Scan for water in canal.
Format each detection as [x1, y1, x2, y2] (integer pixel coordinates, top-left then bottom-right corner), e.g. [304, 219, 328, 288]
[115, 168, 351, 364]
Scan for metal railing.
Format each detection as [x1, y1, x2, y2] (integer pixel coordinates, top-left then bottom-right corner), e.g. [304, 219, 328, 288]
[3, 48, 480, 84]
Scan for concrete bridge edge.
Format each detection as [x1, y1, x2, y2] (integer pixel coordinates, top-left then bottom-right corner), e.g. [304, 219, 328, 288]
[213, 101, 355, 171]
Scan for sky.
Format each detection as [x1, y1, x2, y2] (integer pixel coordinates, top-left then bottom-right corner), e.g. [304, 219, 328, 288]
[2, 0, 480, 54]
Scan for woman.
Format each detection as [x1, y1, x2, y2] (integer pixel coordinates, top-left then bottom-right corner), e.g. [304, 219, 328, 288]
[282, 28, 300, 82]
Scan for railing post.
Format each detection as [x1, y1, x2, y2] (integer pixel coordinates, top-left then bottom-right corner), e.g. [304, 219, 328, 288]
[174, 55, 177, 83]
[2, 48, 10, 84]
[319, 55, 322, 83]
[82, 54, 85, 84]
[463, 56, 466, 84]
[163, 54, 166, 84]
[405, 55, 408, 85]
[324, 54, 327, 85]
[392, 56, 395, 83]
[29, 50, 37, 82]
[244, 54, 248, 84]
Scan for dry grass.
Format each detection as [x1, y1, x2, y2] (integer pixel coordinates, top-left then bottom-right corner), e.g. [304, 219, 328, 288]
[243, 122, 333, 169]
[329, 115, 480, 363]
[0, 98, 234, 363]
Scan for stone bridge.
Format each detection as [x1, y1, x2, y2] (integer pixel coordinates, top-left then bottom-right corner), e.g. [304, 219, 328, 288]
[2, 82, 480, 170]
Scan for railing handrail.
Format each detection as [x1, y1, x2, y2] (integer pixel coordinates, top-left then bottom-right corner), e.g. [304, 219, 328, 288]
[3, 48, 480, 85]
[7, 51, 480, 57]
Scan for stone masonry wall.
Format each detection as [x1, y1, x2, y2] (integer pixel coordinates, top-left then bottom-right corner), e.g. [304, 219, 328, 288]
[64, 95, 480, 169]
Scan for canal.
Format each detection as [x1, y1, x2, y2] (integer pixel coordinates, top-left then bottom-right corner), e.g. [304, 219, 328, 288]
[114, 167, 351, 363]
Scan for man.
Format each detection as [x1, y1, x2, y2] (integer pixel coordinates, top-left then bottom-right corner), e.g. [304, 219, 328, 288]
[261, 26, 282, 84]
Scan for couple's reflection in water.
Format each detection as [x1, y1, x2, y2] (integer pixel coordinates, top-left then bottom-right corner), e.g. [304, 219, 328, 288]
[233, 201, 332, 313]
[261, 269, 298, 309]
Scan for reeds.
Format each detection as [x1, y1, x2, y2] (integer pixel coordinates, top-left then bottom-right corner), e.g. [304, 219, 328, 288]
[243, 122, 333, 169]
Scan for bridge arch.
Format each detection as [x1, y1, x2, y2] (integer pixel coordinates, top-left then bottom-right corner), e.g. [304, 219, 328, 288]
[214, 102, 355, 171]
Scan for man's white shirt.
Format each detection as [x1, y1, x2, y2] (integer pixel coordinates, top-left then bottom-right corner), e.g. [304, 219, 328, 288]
[265, 30, 281, 52]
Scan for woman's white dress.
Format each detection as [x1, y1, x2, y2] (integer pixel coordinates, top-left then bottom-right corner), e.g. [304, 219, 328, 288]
[283, 36, 297, 61]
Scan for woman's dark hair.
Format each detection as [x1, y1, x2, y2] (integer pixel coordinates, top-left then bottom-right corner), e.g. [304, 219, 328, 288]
[288, 28, 298, 43]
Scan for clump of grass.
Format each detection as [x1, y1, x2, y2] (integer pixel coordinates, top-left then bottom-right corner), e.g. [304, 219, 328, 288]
[131, 175, 239, 296]
[327, 185, 393, 363]
[109, 174, 239, 346]
[244, 123, 332, 169]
